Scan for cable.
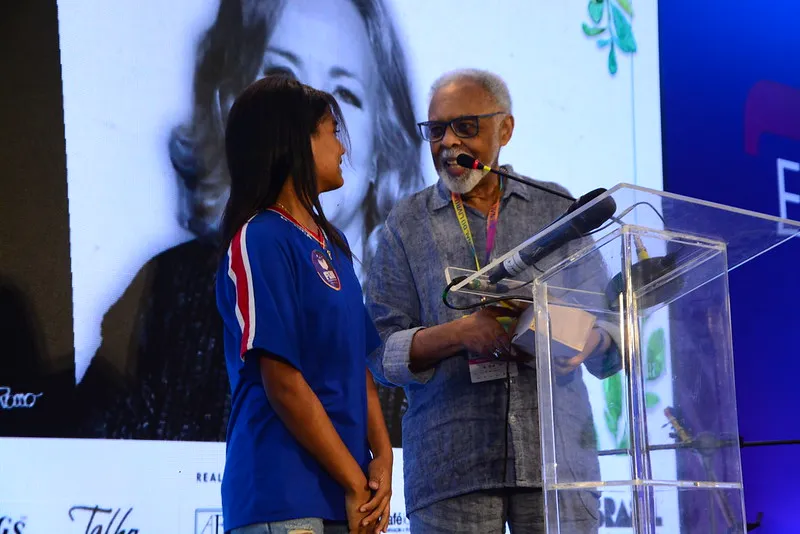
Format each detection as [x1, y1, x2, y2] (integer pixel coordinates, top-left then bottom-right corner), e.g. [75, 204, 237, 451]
[441, 202, 666, 311]
[584, 201, 666, 239]
[440, 277, 518, 483]
[441, 276, 534, 311]
[740, 438, 800, 448]
[502, 366, 511, 484]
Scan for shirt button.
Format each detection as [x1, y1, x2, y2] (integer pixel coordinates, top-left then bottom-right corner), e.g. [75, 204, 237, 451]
[509, 415, 517, 424]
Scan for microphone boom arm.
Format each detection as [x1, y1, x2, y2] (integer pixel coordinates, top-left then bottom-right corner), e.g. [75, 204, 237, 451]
[455, 154, 576, 201]
[492, 167, 576, 201]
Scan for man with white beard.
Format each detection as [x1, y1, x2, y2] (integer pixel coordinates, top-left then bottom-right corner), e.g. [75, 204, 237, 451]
[365, 69, 622, 534]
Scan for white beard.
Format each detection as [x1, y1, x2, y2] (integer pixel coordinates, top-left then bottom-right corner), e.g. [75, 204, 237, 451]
[436, 148, 491, 194]
[438, 167, 488, 194]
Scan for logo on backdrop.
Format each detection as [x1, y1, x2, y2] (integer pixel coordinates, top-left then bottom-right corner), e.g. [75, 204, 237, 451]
[0, 515, 26, 534]
[0, 387, 43, 410]
[744, 80, 800, 234]
[194, 509, 223, 534]
[387, 511, 409, 533]
[598, 496, 663, 528]
[68, 505, 138, 534]
[190, 507, 404, 534]
[196, 472, 222, 483]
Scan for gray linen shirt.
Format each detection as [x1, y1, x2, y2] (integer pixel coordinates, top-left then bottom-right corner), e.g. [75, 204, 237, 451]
[365, 166, 621, 524]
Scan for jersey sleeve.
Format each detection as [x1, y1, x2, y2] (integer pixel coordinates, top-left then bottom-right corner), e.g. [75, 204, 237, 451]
[226, 220, 302, 371]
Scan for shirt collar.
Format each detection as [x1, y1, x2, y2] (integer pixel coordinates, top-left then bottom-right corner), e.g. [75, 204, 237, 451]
[431, 164, 532, 211]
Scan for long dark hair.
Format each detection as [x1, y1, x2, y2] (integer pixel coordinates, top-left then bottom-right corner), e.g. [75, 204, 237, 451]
[219, 76, 351, 260]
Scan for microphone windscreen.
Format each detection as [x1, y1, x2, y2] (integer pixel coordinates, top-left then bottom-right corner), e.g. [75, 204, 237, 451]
[567, 188, 607, 213]
[456, 153, 478, 169]
[573, 196, 617, 234]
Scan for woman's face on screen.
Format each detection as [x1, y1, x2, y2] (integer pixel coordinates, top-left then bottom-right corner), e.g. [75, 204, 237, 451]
[263, 0, 378, 228]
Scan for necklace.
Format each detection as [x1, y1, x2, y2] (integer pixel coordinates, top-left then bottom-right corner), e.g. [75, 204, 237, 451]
[451, 176, 504, 270]
[269, 203, 331, 259]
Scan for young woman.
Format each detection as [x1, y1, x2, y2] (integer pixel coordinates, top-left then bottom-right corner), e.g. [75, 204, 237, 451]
[75, 0, 416, 447]
[215, 76, 392, 533]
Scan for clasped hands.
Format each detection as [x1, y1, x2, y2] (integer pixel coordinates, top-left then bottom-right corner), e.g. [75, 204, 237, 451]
[347, 454, 392, 534]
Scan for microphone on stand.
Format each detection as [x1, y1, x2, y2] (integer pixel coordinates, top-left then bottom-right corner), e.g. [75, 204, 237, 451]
[485, 192, 617, 283]
[456, 155, 613, 283]
[455, 155, 681, 310]
[560, 188, 681, 311]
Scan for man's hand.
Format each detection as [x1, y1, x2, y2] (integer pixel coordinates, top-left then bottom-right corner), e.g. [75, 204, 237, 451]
[359, 454, 393, 533]
[460, 306, 525, 360]
[553, 328, 609, 375]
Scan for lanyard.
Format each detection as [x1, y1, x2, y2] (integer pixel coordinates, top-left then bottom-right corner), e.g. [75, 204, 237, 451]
[451, 177, 504, 270]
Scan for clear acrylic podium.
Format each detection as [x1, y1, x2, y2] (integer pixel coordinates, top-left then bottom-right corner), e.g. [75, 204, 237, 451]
[448, 183, 800, 534]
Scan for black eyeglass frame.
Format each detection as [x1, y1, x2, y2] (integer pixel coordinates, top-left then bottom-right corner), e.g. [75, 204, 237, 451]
[416, 112, 506, 142]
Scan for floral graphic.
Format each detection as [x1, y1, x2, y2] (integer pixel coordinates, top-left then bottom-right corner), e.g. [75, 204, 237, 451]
[601, 317, 666, 453]
[582, 0, 637, 75]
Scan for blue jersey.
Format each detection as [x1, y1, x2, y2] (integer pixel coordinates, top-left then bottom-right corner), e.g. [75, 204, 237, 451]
[215, 210, 381, 530]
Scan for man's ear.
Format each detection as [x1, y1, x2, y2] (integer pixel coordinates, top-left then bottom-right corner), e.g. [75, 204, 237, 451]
[499, 114, 515, 147]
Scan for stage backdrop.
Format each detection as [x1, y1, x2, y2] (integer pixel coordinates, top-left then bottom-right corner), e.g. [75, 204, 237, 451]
[1, 0, 666, 532]
[659, 1, 800, 532]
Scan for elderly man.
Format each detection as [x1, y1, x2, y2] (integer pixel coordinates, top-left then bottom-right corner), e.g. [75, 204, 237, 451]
[365, 69, 622, 534]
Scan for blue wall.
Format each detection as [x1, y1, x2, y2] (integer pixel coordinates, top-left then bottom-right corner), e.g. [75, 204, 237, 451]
[659, 2, 800, 532]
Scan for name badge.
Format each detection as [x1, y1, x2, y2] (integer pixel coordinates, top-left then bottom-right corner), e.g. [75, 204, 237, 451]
[468, 358, 518, 383]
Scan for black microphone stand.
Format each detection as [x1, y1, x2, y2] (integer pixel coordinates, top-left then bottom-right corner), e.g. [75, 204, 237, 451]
[738, 437, 800, 531]
[479, 164, 577, 202]
[592, 408, 800, 532]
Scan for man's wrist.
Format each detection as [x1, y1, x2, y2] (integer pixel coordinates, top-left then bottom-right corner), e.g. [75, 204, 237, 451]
[585, 328, 611, 361]
[449, 317, 469, 351]
[596, 328, 612, 353]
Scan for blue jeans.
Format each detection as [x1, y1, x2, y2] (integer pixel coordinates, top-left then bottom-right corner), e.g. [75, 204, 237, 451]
[409, 488, 599, 534]
[230, 518, 349, 534]
[409, 489, 544, 534]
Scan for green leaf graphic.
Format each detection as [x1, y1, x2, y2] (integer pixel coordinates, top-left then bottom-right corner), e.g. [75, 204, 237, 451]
[588, 0, 604, 23]
[646, 328, 666, 381]
[603, 372, 622, 437]
[582, 22, 607, 36]
[645, 392, 660, 409]
[581, 0, 636, 75]
[608, 42, 618, 75]
[612, 5, 637, 53]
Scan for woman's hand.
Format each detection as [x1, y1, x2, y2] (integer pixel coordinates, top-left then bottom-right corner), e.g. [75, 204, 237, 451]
[345, 477, 375, 534]
[359, 454, 393, 533]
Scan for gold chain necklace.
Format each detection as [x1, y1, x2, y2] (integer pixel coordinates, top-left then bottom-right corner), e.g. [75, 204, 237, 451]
[270, 203, 331, 259]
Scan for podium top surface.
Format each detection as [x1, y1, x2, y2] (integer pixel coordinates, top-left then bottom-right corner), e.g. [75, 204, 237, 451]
[452, 183, 800, 292]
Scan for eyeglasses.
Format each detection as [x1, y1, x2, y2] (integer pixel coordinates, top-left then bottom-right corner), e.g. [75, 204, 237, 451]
[417, 112, 506, 142]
